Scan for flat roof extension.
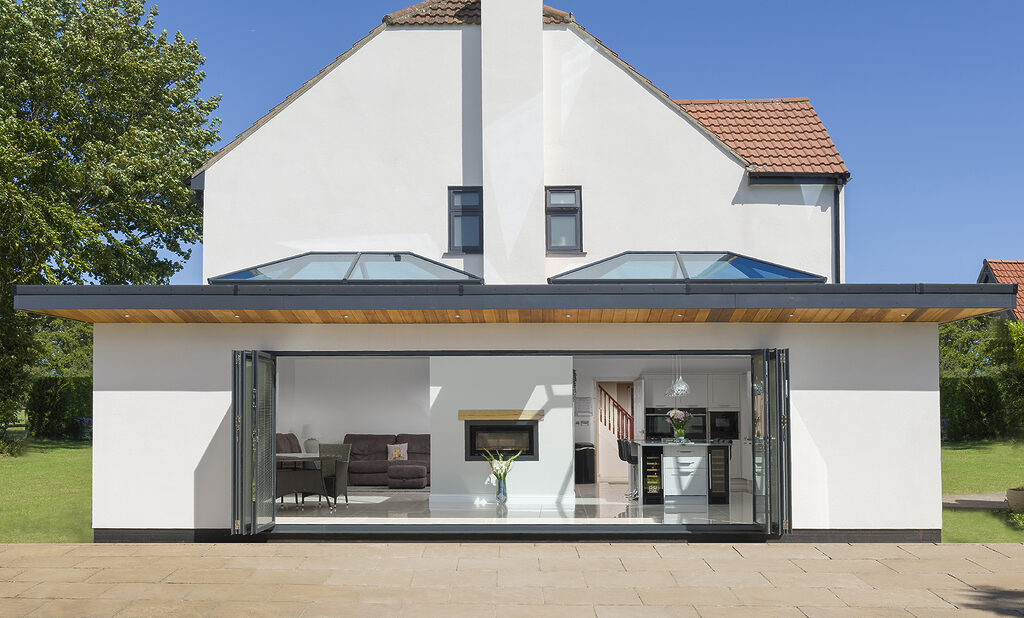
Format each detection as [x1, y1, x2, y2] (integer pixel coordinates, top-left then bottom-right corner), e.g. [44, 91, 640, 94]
[13, 282, 1016, 325]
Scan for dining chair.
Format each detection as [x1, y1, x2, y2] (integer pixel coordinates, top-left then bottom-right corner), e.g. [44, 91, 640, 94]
[319, 443, 352, 507]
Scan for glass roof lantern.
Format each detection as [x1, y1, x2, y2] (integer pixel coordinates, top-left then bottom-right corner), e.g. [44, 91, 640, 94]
[548, 251, 825, 283]
[209, 252, 482, 284]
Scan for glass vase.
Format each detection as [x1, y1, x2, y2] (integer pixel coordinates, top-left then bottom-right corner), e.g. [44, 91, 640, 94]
[495, 478, 508, 505]
[674, 427, 686, 439]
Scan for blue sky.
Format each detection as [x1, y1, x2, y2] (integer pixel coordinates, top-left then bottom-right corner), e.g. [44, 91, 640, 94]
[153, 0, 1023, 285]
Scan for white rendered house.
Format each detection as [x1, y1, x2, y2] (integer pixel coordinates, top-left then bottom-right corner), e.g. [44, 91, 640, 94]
[14, 0, 1015, 542]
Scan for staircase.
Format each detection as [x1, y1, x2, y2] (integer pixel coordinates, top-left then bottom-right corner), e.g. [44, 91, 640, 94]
[597, 385, 634, 440]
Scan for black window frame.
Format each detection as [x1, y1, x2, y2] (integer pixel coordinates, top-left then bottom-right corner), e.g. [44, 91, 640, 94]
[448, 186, 483, 255]
[545, 186, 583, 254]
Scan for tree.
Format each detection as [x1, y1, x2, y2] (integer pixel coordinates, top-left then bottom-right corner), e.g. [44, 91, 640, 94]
[0, 0, 219, 422]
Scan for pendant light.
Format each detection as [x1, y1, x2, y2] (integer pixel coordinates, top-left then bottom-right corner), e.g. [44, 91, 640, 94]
[664, 355, 690, 398]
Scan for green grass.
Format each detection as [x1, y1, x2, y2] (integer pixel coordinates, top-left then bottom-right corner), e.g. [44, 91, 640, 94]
[941, 439, 1024, 542]
[0, 435, 92, 543]
[941, 440, 1024, 494]
[943, 509, 1024, 543]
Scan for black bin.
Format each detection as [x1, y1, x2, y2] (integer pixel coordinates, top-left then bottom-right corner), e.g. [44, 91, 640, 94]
[574, 442, 595, 484]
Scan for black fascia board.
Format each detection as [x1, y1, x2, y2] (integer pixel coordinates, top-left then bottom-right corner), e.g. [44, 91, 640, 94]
[747, 171, 851, 185]
[12, 283, 1018, 314]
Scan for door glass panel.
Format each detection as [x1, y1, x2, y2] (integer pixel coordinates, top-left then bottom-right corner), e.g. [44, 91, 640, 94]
[767, 350, 791, 535]
[750, 351, 768, 530]
[548, 214, 578, 248]
[254, 353, 276, 532]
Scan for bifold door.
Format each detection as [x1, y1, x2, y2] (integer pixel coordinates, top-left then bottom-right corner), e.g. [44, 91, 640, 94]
[751, 349, 791, 536]
[231, 351, 276, 535]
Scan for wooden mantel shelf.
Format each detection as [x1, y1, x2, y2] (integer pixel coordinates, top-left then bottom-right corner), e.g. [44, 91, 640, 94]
[458, 410, 545, 421]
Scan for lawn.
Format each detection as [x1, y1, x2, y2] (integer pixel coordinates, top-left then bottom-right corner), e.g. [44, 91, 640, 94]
[942, 440, 1024, 494]
[0, 430, 92, 543]
[941, 439, 1024, 543]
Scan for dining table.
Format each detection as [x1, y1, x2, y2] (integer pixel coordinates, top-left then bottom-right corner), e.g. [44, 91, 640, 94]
[275, 452, 340, 508]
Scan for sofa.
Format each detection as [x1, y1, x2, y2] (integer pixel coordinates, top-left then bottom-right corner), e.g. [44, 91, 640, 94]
[345, 433, 430, 486]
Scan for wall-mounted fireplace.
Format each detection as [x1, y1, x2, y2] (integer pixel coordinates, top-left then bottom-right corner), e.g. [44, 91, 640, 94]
[464, 420, 539, 461]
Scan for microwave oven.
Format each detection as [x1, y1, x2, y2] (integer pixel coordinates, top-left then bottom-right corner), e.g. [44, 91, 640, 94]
[708, 411, 739, 440]
[645, 407, 706, 440]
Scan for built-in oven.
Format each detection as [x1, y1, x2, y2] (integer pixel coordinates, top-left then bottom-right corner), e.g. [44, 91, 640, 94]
[708, 411, 739, 441]
[645, 407, 706, 440]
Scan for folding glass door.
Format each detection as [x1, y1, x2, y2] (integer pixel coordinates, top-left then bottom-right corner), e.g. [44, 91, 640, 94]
[231, 351, 277, 535]
[751, 349, 791, 536]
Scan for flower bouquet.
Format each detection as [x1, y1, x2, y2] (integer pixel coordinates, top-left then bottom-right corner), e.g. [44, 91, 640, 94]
[666, 409, 694, 441]
[482, 449, 522, 505]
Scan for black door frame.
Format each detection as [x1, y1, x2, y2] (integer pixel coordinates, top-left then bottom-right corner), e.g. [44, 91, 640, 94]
[242, 348, 792, 540]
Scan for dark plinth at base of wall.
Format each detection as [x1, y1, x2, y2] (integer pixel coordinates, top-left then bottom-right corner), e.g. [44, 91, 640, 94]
[94, 529, 238, 543]
[781, 529, 942, 543]
[94, 527, 942, 544]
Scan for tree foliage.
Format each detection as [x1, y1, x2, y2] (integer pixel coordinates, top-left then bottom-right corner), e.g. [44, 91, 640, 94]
[0, 0, 219, 422]
[939, 315, 1024, 440]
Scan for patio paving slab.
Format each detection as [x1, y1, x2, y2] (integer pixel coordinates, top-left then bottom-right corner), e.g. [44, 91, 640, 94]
[0, 542, 1019, 616]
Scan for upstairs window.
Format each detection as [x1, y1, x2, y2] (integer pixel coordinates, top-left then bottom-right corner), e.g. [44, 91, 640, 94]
[448, 187, 483, 254]
[546, 187, 582, 253]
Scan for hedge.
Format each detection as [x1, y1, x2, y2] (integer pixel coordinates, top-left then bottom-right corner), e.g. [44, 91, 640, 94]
[940, 376, 1005, 441]
[26, 377, 92, 439]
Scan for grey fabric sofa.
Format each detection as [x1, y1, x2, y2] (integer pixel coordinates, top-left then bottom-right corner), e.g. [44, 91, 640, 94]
[345, 433, 430, 486]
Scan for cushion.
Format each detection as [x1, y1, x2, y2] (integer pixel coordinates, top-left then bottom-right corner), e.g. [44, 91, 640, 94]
[387, 443, 408, 461]
[275, 433, 302, 454]
[349, 460, 391, 475]
[395, 434, 430, 461]
[303, 438, 319, 454]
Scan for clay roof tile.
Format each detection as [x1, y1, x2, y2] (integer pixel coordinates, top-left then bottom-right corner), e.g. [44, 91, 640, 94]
[675, 98, 849, 176]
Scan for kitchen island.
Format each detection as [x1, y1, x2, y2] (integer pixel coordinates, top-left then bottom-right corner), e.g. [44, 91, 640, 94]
[632, 441, 730, 506]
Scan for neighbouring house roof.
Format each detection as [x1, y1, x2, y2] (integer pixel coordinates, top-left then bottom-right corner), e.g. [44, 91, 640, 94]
[13, 283, 1015, 326]
[677, 98, 849, 177]
[384, 0, 573, 25]
[978, 259, 1024, 320]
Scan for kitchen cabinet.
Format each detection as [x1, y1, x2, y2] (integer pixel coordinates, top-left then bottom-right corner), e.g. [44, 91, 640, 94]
[709, 374, 741, 410]
[662, 445, 708, 497]
[646, 374, 708, 408]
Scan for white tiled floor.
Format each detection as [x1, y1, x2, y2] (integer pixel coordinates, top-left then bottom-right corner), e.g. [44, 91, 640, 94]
[277, 483, 756, 525]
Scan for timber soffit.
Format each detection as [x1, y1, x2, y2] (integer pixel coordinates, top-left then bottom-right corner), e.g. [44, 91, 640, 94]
[189, 2, 754, 179]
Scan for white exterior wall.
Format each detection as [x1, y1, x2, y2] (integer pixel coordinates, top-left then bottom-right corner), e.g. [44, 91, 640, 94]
[200, 25, 840, 284]
[429, 356, 574, 503]
[480, 0, 546, 283]
[276, 357, 429, 441]
[93, 321, 938, 531]
[541, 26, 836, 280]
[201, 26, 485, 281]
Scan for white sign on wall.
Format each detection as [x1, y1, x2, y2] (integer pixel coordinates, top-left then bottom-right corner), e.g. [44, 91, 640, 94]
[574, 396, 592, 417]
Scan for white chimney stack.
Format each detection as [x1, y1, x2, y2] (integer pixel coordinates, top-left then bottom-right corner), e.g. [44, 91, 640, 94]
[480, 0, 545, 284]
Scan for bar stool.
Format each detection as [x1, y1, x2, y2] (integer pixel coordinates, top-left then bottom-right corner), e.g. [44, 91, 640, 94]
[616, 438, 639, 500]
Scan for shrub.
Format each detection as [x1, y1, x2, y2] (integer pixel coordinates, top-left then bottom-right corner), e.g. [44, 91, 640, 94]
[25, 377, 92, 439]
[941, 376, 1005, 441]
[0, 436, 26, 457]
[1008, 510, 1024, 531]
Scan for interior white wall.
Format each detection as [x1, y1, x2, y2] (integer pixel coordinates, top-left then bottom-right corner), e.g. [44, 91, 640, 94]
[276, 357, 429, 443]
[428, 355, 573, 504]
[92, 321, 938, 531]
